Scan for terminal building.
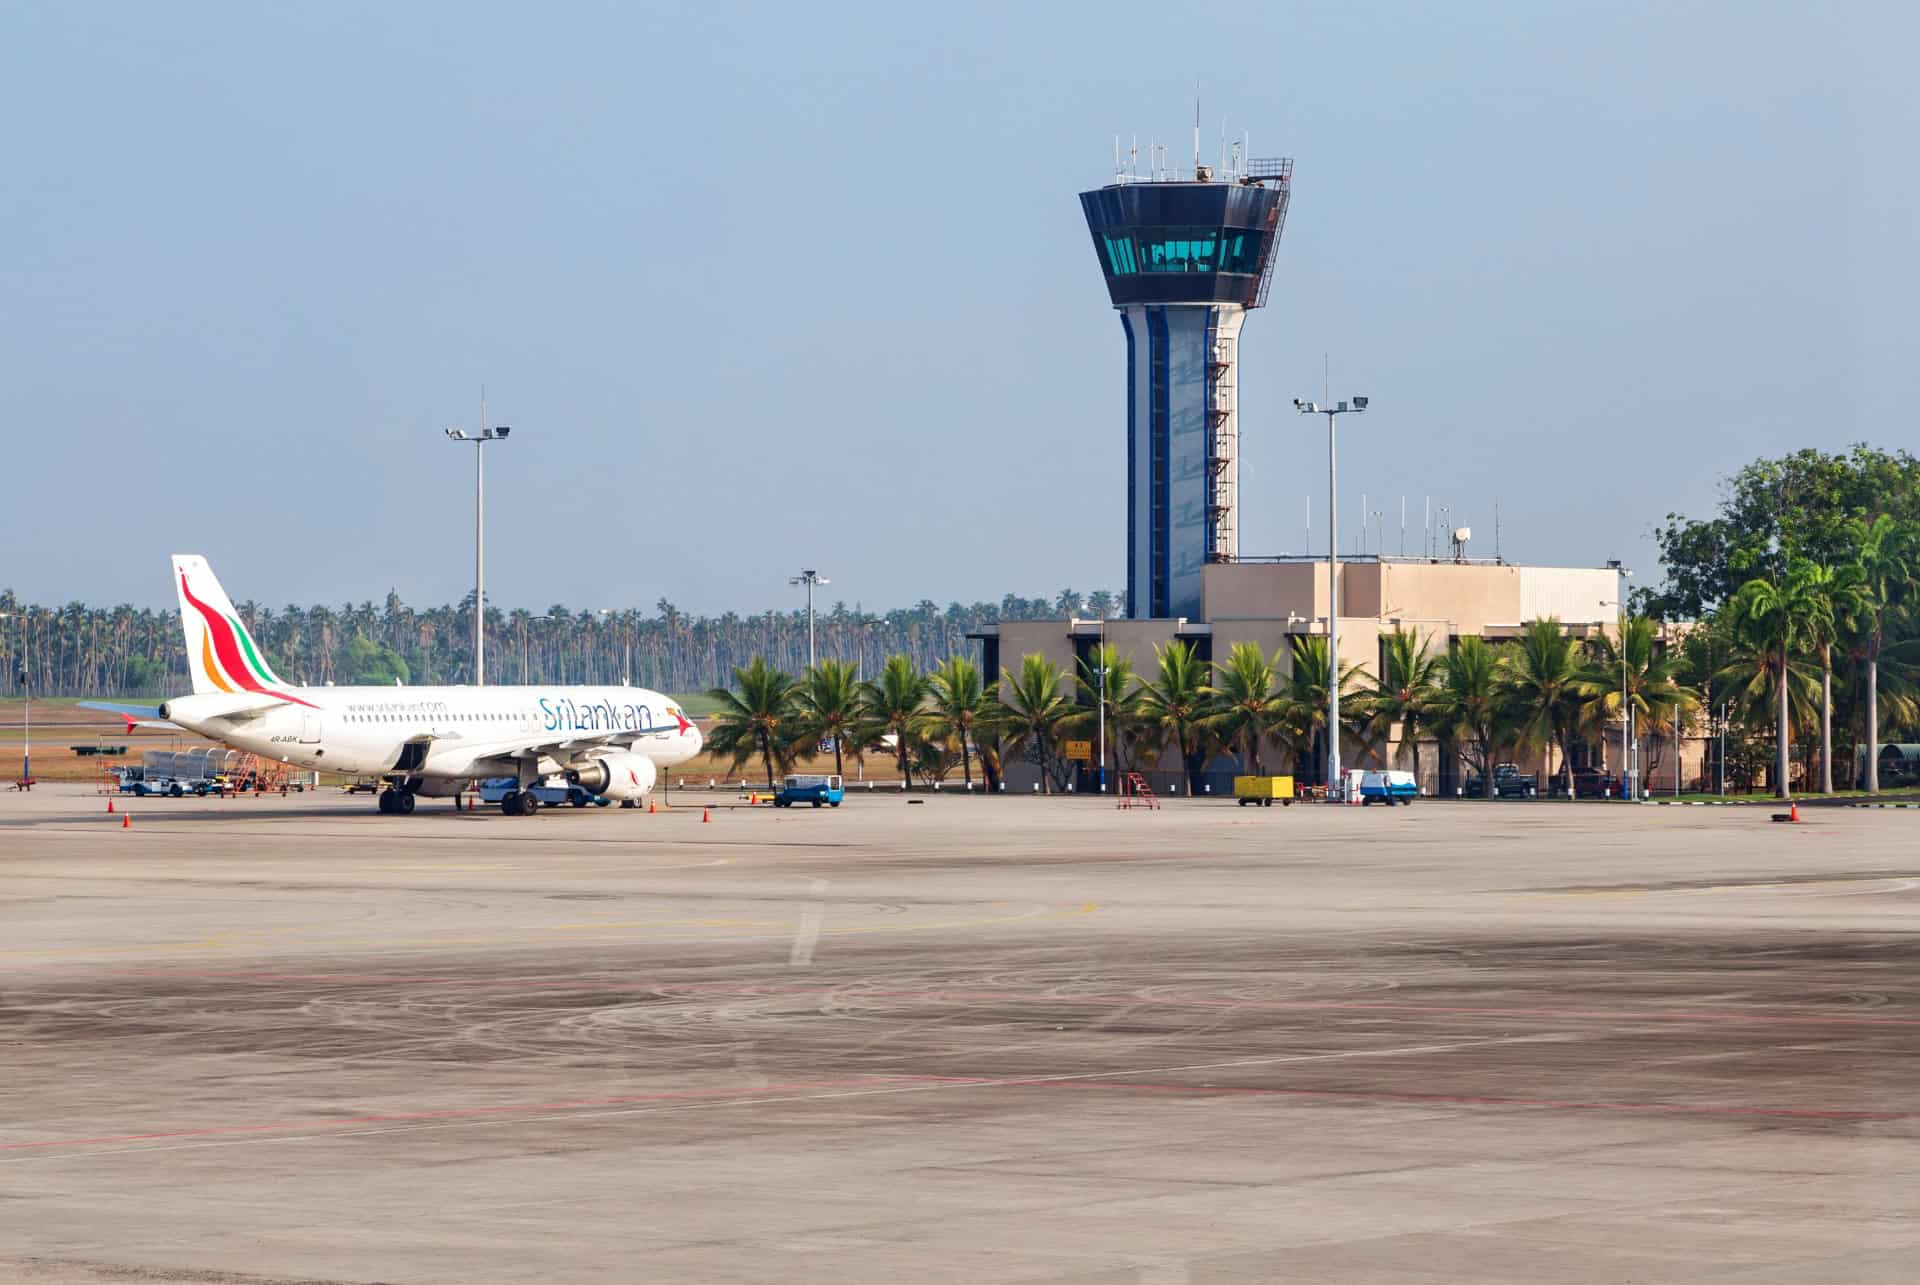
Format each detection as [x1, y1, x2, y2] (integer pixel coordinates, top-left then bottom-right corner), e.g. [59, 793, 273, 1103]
[973, 555, 1655, 796]
[971, 144, 1702, 796]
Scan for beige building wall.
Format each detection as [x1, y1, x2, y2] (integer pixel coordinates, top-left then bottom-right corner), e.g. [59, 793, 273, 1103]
[1518, 567, 1618, 626]
[981, 558, 1641, 795]
[1201, 562, 1326, 622]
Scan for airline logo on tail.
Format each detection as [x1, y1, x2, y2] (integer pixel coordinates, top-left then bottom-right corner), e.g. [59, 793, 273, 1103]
[173, 555, 317, 708]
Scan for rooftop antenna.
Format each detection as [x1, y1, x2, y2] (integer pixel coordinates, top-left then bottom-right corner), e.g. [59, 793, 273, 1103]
[1193, 82, 1201, 178]
[1495, 497, 1503, 563]
[1130, 134, 1138, 180]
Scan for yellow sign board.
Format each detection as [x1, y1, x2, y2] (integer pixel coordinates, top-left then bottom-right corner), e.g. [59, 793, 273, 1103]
[1064, 740, 1093, 762]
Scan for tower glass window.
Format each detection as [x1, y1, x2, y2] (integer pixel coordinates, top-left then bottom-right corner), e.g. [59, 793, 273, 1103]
[1100, 229, 1268, 276]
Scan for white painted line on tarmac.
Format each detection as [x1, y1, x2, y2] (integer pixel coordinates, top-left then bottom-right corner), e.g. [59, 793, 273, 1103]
[789, 878, 829, 966]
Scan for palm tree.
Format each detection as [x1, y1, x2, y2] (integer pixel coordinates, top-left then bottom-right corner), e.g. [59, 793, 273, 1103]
[1575, 616, 1699, 796]
[862, 654, 930, 785]
[1848, 516, 1916, 794]
[1794, 562, 1865, 793]
[1274, 635, 1367, 787]
[1136, 641, 1213, 794]
[1206, 641, 1284, 774]
[1065, 643, 1146, 784]
[998, 653, 1075, 793]
[1723, 567, 1824, 799]
[1356, 627, 1443, 784]
[1431, 637, 1509, 797]
[1500, 618, 1583, 795]
[704, 656, 800, 787]
[790, 659, 868, 779]
[924, 655, 992, 789]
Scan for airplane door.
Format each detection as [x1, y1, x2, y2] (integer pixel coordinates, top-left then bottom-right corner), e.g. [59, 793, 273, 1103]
[300, 712, 322, 744]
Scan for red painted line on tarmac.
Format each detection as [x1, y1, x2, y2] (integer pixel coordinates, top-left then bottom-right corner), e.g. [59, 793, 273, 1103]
[83, 970, 1920, 1030]
[916, 1076, 1911, 1122]
[0, 1075, 920, 1153]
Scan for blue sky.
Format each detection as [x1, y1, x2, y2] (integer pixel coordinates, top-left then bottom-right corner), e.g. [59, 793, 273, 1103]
[2, 2, 1912, 614]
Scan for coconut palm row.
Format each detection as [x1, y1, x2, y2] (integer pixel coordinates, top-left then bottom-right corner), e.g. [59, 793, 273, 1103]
[701, 628, 1684, 797]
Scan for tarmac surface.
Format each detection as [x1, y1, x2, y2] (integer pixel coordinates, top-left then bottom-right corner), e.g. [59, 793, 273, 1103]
[2, 784, 1916, 1283]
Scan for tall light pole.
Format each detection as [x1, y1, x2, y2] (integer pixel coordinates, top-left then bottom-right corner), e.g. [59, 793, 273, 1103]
[789, 570, 829, 673]
[1295, 395, 1368, 799]
[1, 611, 25, 786]
[1603, 562, 1634, 800]
[444, 414, 512, 685]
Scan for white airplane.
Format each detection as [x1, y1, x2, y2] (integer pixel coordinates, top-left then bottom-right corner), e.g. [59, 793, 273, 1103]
[151, 555, 702, 815]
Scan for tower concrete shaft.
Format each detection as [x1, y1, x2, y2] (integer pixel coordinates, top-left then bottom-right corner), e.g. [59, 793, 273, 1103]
[1081, 157, 1291, 619]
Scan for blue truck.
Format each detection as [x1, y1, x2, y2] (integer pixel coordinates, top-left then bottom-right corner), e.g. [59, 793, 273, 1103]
[774, 774, 844, 808]
[1359, 770, 1418, 805]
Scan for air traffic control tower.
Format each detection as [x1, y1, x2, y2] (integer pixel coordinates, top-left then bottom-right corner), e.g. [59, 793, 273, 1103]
[1081, 152, 1291, 619]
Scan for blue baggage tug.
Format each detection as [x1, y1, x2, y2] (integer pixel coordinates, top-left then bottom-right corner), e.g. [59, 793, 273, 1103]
[774, 774, 844, 808]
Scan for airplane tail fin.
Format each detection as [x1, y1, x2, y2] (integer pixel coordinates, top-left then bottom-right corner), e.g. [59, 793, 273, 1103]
[172, 555, 287, 697]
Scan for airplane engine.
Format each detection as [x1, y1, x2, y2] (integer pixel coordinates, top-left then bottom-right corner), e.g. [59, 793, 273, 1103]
[566, 752, 656, 801]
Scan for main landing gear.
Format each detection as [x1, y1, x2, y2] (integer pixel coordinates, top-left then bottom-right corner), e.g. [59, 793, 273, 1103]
[501, 790, 542, 817]
[376, 788, 416, 815]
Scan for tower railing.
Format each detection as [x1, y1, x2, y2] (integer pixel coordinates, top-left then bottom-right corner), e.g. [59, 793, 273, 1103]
[1206, 332, 1237, 560]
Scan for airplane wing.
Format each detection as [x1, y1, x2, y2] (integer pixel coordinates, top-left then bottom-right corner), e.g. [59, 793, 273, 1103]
[494, 723, 686, 764]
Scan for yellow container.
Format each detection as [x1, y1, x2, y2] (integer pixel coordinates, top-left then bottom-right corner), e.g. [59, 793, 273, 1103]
[1233, 775, 1295, 806]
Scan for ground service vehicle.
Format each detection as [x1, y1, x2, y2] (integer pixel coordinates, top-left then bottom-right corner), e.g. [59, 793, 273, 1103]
[775, 774, 844, 807]
[1465, 763, 1539, 797]
[1233, 775, 1294, 807]
[1360, 770, 1418, 805]
[477, 777, 610, 811]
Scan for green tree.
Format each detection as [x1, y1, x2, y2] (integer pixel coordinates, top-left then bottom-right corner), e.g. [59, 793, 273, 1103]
[790, 659, 869, 779]
[1431, 636, 1510, 798]
[998, 653, 1075, 793]
[1275, 635, 1367, 787]
[1575, 616, 1699, 794]
[335, 636, 410, 686]
[1067, 643, 1147, 782]
[924, 655, 992, 790]
[1499, 618, 1583, 795]
[1646, 445, 1920, 618]
[1794, 562, 1866, 792]
[1355, 627, 1442, 784]
[1136, 641, 1213, 794]
[704, 657, 799, 787]
[861, 654, 930, 785]
[1848, 515, 1917, 793]
[1205, 641, 1284, 775]
[1723, 568, 1825, 799]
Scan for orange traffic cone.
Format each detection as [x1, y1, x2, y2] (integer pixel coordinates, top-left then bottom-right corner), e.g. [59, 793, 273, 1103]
[121, 812, 131, 829]
[1790, 802, 1800, 823]
[106, 799, 114, 813]
[702, 806, 711, 823]
[648, 801, 656, 814]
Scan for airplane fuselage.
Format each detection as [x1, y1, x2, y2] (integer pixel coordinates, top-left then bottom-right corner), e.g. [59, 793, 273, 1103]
[161, 684, 702, 784]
